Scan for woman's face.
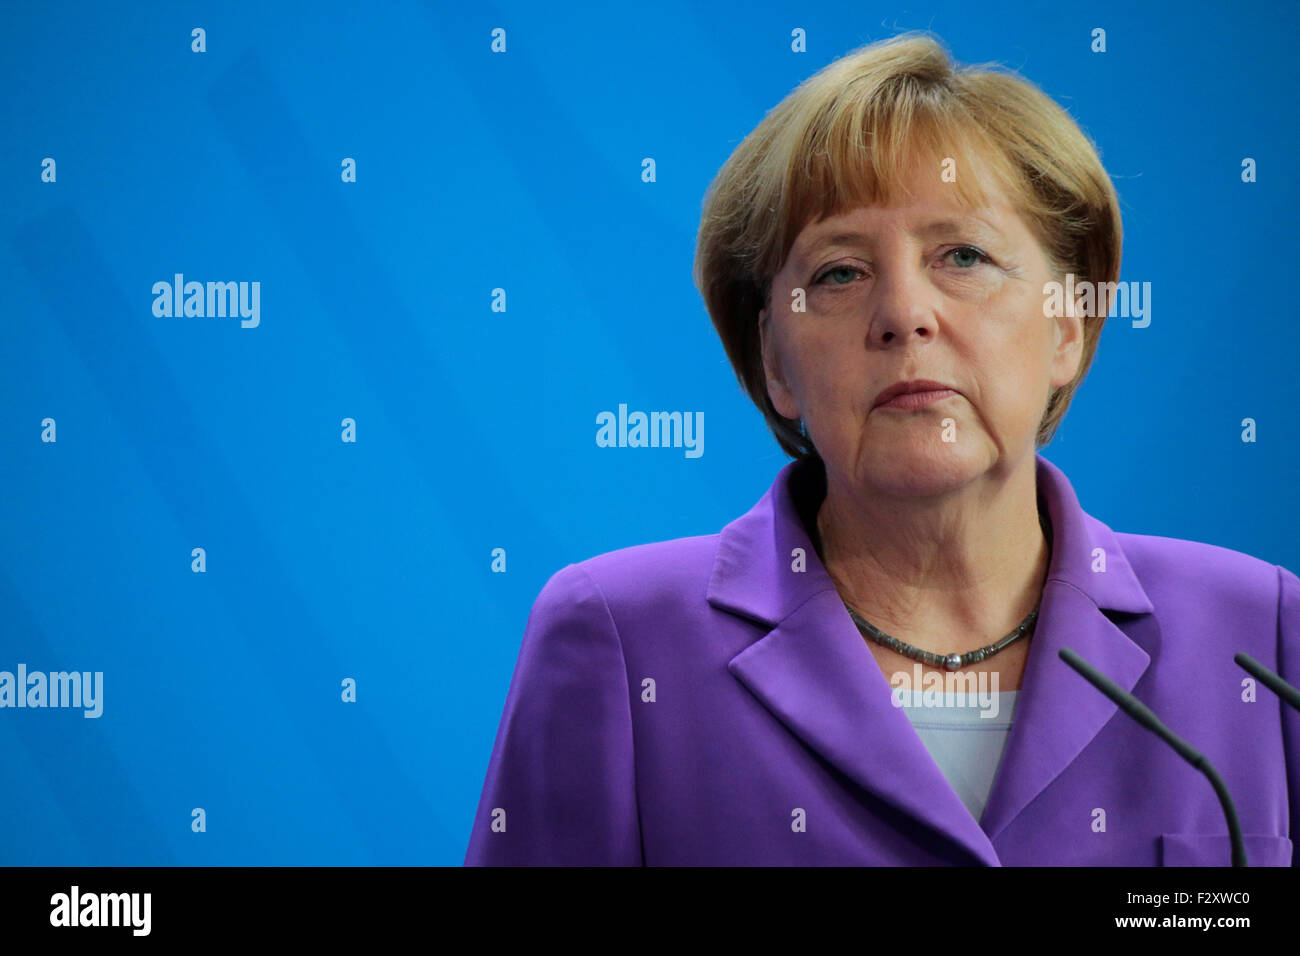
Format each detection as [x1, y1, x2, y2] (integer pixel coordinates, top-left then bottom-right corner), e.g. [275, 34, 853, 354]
[760, 159, 1085, 497]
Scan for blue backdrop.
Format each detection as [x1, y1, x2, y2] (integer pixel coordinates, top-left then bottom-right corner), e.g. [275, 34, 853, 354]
[2, 0, 1296, 865]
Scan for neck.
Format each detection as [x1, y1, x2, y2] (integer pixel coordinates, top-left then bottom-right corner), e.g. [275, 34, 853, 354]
[814, 454, 1051, 658]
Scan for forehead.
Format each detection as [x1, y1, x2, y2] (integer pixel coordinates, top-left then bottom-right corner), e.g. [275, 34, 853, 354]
[793, 205, 1013, 252]
[792, 136, 1027, 237]
[790, 174, 1025, 262]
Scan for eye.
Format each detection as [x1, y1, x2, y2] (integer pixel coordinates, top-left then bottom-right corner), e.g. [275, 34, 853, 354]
[812, 265, 866, 286]
[943, 245, 992, 268]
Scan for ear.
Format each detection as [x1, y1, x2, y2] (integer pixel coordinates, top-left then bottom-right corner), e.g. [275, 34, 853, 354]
[1049, 301, 1085, 390]
[759, 307, 801, 421]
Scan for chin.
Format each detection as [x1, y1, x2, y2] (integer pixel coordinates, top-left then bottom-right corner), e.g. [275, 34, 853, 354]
[858, 440, 988, 496]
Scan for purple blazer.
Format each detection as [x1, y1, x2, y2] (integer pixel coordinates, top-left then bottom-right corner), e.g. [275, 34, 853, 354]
[465, 453, 1298, 866]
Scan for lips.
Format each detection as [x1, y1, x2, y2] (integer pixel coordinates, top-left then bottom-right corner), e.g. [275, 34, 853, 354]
[873, 379, 960, 408]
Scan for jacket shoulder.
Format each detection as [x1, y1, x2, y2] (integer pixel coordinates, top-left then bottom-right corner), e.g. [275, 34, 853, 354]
[1113, 528, 1288, 606]
[1115, 529, 1277, 574]
[539, 533, 721, 618]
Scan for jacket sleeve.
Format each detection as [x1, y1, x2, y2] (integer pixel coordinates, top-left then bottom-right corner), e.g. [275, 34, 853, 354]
[1279, 564, 1300, 866]
[463, 563, 642, 865]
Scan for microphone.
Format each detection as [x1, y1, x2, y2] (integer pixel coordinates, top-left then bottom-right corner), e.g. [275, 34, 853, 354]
[1058, 647, 1246, 867]
[1234, 652, 1300, 712]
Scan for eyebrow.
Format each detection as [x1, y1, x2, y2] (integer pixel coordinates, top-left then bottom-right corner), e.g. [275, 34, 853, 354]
[797, 217, 1003, 258]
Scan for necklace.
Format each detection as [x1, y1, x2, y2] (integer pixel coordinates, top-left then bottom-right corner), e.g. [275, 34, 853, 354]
[812, 482, 1052, 672]
[844, 600, 1040, 671]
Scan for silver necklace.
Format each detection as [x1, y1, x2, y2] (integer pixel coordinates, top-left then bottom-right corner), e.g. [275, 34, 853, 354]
[814, 489, 1051, 672]
[844, 600, 1040, 671]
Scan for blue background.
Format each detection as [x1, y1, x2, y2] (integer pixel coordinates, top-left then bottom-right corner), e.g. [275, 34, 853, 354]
[1, 0, 1296, 864]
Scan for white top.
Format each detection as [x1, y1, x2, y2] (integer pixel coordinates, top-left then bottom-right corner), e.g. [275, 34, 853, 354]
[897, 690, 1021, 823]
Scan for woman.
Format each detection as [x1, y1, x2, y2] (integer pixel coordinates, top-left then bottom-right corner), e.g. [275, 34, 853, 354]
[464, 32, 1298, 866]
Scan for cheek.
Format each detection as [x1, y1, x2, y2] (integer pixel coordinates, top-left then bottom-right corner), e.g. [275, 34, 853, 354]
[967, 306, 1053, 408]
[803, 349, 863, 411]
[782, 322, 843, 392]
[990, 293, 1054, 362]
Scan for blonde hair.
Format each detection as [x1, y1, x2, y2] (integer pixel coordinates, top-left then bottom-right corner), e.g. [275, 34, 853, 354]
[693, 32, 1123, 460]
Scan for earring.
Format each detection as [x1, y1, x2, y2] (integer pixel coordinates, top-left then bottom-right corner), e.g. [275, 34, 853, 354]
[798, 418, 807, 437]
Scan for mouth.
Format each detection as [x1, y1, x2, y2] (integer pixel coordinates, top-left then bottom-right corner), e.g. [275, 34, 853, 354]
[873, 380, 961, 411]
[875, 388, 958, 410]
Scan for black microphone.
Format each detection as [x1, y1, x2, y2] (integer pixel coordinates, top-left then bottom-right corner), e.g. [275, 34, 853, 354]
[1234, 652, 1300, 712]
[1058, 647, 1246, 867]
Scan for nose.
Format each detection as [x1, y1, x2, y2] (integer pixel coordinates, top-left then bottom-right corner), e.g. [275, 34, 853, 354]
[866, 262, 940, 347]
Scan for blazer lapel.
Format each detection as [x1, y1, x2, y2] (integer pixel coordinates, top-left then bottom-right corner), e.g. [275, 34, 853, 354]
[978, 456, 1156, 842]
[710, 458, 999, 865]
[708, 453, 1157, 865]
[727, 587, 1002, 864]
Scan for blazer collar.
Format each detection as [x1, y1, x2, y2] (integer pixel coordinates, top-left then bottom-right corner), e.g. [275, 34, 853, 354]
[708, 453, 1157, 864]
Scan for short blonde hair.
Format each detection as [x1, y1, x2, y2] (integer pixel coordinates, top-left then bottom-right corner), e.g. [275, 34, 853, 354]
[693, 32, 1123, 460]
